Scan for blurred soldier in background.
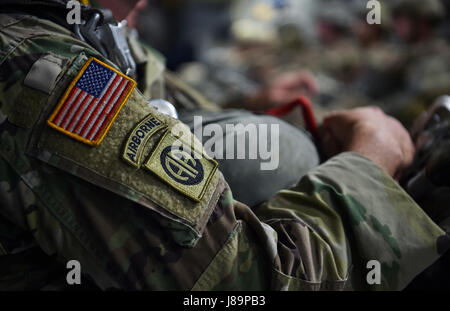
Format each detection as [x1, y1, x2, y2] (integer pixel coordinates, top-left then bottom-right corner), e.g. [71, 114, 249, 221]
[137, 1, 323, 206]
[381, 0, 450, 127]
[391, 0, 445, 44]
[0, 0, 449, 291]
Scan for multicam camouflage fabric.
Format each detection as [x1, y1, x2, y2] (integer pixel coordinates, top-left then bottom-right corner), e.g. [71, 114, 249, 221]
[0, 0, 449, 290]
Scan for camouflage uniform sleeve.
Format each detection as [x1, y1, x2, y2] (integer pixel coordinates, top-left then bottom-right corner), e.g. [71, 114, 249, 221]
[1, 13, 448, 291]
[0, 13, 241, 290]
[251, 152, 450, 290]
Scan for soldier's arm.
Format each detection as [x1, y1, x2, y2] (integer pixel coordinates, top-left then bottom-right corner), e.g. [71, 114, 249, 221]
[196, 108, 448, 290]
[253, 152, 448, 290]
[246, 107, 449, 290]
[0, 13, 448, 291]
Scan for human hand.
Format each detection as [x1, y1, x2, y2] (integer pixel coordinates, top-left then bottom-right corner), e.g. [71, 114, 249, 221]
[321, 106, 415, 179]
[246, 70, 317, 111]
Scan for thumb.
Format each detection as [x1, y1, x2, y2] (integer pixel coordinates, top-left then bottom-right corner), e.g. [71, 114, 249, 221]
[320, 126, 342, 157]
[322, 112, 353, 142]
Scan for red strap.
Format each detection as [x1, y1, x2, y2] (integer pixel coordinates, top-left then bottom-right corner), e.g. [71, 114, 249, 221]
[264, 96, 320, 142]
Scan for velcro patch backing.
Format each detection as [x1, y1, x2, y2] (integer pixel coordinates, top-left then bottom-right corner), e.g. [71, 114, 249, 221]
[47, 57, 136, 146]
[24, 54, 65, 94]
[144, 130, 218, 202]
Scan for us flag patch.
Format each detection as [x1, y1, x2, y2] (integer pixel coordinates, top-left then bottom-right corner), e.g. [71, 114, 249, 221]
[47, 57, 136, 146]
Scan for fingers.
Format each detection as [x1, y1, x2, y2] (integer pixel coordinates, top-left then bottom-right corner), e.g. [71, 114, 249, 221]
[323, 106, 384, 131]
[275, 71, 318, 95]
[321, 106, 415, 178]
[320, 126, 342, 157]
[322, 110, 355, 142]
[385, 115, 415, 165]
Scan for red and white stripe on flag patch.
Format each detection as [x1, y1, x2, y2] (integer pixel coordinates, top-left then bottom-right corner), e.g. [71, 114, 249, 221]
[47, 57, 136, 146]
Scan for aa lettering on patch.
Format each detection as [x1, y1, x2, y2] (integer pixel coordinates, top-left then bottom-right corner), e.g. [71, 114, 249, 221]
[47, 57, 136, 146]
[144, 130, 218, 202]
[122, 114, 166, 168]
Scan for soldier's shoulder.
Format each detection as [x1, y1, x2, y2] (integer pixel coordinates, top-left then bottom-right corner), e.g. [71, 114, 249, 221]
[0, 14, 223, 250]
[0, 12, 73, 41]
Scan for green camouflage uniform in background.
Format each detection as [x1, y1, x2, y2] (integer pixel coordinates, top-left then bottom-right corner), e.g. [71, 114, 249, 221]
[0, 0, 449, 290]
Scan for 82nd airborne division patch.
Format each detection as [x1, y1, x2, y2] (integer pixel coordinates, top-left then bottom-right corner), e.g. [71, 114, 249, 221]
[122, 116, 217, 202]
[47, 57, 136, 146]
[144, 130, 218, 202]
